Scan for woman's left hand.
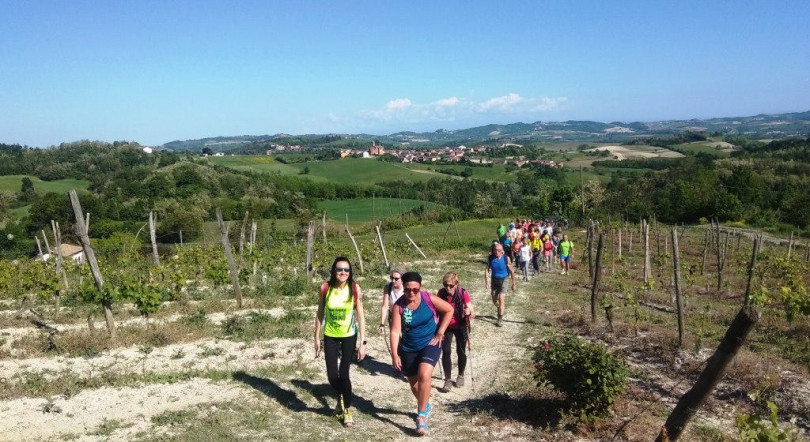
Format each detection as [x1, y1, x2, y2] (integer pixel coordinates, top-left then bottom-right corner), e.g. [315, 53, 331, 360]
[357, 344, 366, 362]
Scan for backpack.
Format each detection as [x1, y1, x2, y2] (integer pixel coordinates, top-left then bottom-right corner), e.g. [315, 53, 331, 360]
[441, 286, 467, 325]
[395, 290, 438, 324]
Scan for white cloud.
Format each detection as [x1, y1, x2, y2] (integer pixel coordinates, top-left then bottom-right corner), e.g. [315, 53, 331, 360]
[346, 93, 568, 131]
[478, 93, 524, 111]
[434, 97, 459, 107]
[386, 98, 412, 110]
[534, 96, 568, 111]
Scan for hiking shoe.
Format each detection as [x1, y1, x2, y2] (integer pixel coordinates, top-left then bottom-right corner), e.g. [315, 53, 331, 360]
[334, 395, 344, 418]
[497, 316, 503, 327]
[455, 375, 465, 387]
[416, 413, 427, 435]
[438, 379, 453, 393]
[343, 408, 354, 428]
[560, 269, 565, 275]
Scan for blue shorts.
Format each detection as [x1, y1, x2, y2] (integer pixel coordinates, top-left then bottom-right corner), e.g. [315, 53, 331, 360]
[400, 343, 441, 377]
[561, 254, 571, 263]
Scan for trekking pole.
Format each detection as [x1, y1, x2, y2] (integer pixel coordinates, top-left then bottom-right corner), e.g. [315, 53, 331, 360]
[466, 316, 475, 394]
[383, 324, 392, 357]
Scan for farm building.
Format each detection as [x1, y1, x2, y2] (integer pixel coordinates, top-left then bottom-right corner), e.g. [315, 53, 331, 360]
[42, 244, 85, 264]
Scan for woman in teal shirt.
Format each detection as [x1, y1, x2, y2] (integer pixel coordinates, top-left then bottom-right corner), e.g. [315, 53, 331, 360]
[390, 271, 453, 436]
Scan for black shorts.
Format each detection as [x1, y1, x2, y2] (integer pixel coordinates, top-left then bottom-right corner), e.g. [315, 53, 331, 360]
[399, 343, 441, 377]
[490, 277, 506, 298]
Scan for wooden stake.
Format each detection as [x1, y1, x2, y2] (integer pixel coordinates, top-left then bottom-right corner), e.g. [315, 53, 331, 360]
[306, 221, 315, 279]
[375, 224, 389, 268]
[345, 225, 365, 273]
[671, 228, 684, 347]
[69, 191, 114, 337]
[216, 208, 242, 308]
[590, 233, 604, 323]
[149, 211, 160, 267]
[405, 233, 427, 259]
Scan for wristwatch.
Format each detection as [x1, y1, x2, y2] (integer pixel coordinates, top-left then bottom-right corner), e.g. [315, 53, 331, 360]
[361, 340, 367, 345]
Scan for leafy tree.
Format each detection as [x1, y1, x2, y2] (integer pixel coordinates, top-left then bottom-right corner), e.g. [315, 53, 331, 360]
[18, 177, 37, 203]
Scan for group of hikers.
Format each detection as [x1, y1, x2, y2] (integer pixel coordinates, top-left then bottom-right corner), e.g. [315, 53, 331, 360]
[312, 219, 573, 436]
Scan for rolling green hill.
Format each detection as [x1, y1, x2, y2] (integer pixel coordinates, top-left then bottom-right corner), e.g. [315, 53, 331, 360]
[0, 175, 89, 194]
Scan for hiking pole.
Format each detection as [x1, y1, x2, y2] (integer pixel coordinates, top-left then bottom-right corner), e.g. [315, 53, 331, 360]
[382, 323, 392, 357]
[466, 316, 475, 393]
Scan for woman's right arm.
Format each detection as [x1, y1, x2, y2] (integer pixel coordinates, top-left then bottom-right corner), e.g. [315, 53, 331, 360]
[314, 289, 325, 356]
[390, 308, 402, 371]
[379, 288, 390, 332]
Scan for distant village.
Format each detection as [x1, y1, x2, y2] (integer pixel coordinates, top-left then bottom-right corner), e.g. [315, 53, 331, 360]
[265, 142, 561, 168]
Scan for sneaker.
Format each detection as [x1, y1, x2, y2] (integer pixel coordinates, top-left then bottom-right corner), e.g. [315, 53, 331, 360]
[416, 413, 428, 435]
[497, 316, 503, 327]
[334, 395, 344, 418]
[343, 408, 354, 428]
[455, 375, 465, 387]
[560, 269, 565, 275]
[438, 379, 453, 393]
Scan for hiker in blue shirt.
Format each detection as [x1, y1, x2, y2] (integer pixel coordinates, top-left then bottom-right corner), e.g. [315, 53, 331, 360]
[390, 271, 453, 436]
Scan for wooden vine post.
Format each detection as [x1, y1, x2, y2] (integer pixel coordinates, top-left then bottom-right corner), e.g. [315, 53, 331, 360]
[149, 211, 160, 267]
[69, 190, 115, 337]
[216, 208, 243, 308]
[656, 237, 762, 441]
[305, 221, 315, 279]
[671, 228, 684, 347]
[643, 218, 651, 285]
[375, 224, 389, 268]
[322, 211, 327, 245]
[587, 219, 594, 279]
[405, 233, 427, 259]
[51, 220, 68, 316]
[345, 224, 364, 273]
[590, 233, 604, 323]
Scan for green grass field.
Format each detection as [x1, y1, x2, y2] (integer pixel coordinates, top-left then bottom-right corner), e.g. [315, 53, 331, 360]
[209, 156, 521, 185]
[207, 156, 301, 176]
[0, 175, 90, 194]
[404, 162, 515, 182]
[1, 175, 91, 219]
[671, 142, 731, 157]
[318, 197, 438, 223]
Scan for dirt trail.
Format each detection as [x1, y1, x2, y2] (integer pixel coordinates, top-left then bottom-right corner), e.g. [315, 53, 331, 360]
[2, 255, 807, 441]
[0, 257, 544, 441]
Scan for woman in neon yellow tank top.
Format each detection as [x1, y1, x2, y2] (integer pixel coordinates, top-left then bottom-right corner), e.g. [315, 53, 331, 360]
[314, 256, 366, 428]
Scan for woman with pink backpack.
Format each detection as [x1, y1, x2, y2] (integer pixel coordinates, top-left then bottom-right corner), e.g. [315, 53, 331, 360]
[390, 271, 453, 436]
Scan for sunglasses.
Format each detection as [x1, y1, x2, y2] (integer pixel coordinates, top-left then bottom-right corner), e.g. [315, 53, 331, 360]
[404, 287, 421, 293]
[443, 284, 456, 289]
[335, 267, 351, 273]
[391, 276, 401, 281]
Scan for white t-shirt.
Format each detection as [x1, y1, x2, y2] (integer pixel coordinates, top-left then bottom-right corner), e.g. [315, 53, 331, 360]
[520, 244, 532, 262]
[386, 283, 404, 309]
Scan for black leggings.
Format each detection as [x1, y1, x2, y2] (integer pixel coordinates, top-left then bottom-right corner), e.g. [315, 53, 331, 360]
[440, 327, 467, 378]
[324, 334, 357, 408]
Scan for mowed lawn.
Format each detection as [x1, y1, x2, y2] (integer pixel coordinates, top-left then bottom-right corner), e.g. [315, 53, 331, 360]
[0, 175, 90, 194]
[319, 197, 438, 222]
[210, 156, 496, 185]
[1, 175, 91, 218]
[207, 156, 301, 176]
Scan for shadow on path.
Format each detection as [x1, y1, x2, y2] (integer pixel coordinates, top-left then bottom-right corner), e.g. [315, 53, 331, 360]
[475, 315, 537, 326]
[446, 392, 563, 429]
[356, 354, 407, 381]
[291, 379, 413, 435]
[232, 371, 412, 435]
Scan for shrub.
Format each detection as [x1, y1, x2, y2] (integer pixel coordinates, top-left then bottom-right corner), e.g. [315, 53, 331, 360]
[533, 334, 629, 419]
[736, 401, 798, 441]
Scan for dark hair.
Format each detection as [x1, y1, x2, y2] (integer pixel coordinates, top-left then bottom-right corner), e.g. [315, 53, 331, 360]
[328, 256, 355, 289]
[401, 271, 422, 285]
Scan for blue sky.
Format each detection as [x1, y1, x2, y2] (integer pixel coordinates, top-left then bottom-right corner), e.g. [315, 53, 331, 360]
[2, 1, 809, 147]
